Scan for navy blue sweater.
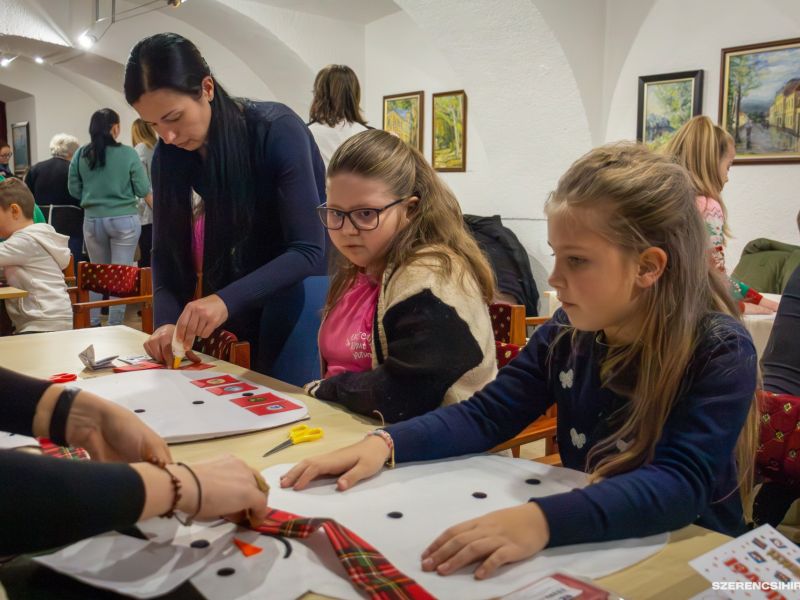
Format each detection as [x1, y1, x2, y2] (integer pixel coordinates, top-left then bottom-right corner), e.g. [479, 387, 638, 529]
[151, 101, 326, 327]
[386, 310, 757, 547]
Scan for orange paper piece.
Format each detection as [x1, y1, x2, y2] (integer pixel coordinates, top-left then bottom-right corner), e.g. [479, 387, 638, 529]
[233, 538, 263, 557]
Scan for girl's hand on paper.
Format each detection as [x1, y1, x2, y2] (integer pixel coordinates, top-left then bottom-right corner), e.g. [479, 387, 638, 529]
[421, 503, 550, 579]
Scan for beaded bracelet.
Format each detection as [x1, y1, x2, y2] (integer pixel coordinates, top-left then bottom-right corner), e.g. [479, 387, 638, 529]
[148, 457, 182, 519]
[366, 429, 395, 469]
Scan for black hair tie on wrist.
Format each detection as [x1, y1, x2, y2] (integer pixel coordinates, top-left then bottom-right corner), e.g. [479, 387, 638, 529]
[49, 387, 80, 447]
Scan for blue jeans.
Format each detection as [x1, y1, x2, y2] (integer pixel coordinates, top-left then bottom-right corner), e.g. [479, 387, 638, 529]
[83, 215, 141, 326]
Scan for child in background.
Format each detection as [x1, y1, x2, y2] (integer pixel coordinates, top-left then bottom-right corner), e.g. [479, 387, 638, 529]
[304, 129, 497, 423]
[284, 143, 759, 578]
[0, 178, 72, 333]
[666, 115, 778, 314]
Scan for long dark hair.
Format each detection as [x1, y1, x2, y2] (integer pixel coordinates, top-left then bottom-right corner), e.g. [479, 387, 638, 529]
[84, 108, 120, 170]
[123, 32, 255, 294]
[309, 65, 367, 127]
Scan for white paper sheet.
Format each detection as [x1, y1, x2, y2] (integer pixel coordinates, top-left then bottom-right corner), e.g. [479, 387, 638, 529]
[262, 455, 668, 600]
[71, 370, 308, 442]
[0, 431, 38, 450]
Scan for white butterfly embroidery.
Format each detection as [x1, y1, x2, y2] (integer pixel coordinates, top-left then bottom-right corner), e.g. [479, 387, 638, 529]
[559, 369, 574, 389]
[570, 427, 586, 449]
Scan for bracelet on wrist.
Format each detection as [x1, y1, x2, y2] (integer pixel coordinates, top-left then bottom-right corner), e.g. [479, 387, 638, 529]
[49, 387, 80, 447]
[175, 462, 202, 526]
[366, 429, 395, 469]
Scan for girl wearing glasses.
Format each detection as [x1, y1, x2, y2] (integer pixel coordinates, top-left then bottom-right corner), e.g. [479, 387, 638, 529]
[124, 33, 326, 374]
[304, 129, 497, 423]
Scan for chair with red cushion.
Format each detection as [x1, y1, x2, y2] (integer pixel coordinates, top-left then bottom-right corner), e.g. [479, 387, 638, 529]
[193, 328, 251, 369]
[72, 262, 153, 333]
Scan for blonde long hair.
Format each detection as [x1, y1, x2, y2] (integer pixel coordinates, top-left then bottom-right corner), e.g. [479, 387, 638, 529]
[547, 142, 758, 520]
[665, 115, 734, 238]
[324, 130, 494, 313]
[131, 118, 157, 149]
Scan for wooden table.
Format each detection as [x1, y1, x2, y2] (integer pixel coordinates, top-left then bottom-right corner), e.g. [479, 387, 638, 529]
[0, 286, 28, 335]
[0, 326, 726, 599]
[0, 286, 28, 300]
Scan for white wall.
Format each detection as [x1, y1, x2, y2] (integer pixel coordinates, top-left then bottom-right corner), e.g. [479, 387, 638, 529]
[604, 0, 800, 269]
[365, 1, 594, 293]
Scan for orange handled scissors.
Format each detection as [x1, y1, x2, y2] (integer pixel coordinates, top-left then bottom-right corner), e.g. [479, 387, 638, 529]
[262, 424, 324, 457]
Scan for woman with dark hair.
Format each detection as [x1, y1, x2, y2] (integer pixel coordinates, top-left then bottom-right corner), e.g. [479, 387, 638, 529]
[308, 65, 370, 167]
[124, 33, 326, 375]
[68, 109, 152, 326]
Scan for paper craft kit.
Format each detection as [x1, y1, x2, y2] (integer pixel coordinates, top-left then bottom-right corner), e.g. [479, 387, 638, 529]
[72, 370, 308, 443]
[37, 456, 666, 599]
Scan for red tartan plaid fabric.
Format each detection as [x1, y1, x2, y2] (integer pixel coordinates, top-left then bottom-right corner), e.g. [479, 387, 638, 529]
[37, 438, 90, 460]
[254, 508, 435, 600]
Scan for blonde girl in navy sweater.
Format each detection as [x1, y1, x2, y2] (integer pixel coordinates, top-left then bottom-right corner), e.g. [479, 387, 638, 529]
[282, 143, 759, 579]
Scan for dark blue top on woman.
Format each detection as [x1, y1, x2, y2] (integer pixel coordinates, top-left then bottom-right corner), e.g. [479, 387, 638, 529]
[151, 101, 326, 351]
[386, 309, 757, 547]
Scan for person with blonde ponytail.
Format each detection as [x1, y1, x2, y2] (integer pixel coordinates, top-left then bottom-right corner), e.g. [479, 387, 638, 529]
[665, 115, 778, 314]
[283, 143, 759, 579]
[302, 129, 497, 422]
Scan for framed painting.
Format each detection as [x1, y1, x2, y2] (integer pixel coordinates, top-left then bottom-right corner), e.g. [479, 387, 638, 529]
[637, 70, 703, 151]
[382, 91, 424, 152]
[432, 90, 467, 172]
[10, 121, 31, 175]
[720, 37, 800, 164]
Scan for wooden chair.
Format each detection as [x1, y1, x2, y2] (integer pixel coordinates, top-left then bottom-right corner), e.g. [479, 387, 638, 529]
[193, 328, 251, 369]
[63, 255, 78, 304]
[72, 262, 154, 333]
[488, 302, 560, 463]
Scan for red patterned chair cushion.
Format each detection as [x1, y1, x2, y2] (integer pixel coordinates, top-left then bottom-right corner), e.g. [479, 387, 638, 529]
[495, 340, 521, 368]
[756, 390, 800, 486]
[194, 329, 239, 362]
[489, 303, 512, 343]
[80, 263, 141, 297]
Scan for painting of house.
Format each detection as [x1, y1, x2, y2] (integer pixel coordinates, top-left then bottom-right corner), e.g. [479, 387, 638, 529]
[382, 91, 424, 151]
[720, 38, 800, 163]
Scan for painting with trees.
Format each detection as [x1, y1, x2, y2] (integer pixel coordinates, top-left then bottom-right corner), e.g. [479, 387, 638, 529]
[636, 71, 703, 151]
[720, 38, 800, 164]
[432, 90, 467, 171]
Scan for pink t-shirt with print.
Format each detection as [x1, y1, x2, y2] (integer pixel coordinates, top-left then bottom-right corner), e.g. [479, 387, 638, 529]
[319, 273, 380, 379]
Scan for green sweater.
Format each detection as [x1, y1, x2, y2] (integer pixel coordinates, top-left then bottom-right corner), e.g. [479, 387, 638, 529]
[68, 144, 150, 218]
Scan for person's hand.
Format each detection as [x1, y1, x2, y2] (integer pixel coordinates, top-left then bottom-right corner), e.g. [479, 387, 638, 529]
[420, 503, 550, 579]
[134, 454, 269, 527]
[280, 435, 390, 491]
[66, 390, 171, 464]
[744, 302, 776, 315]
[144, 324, 201, 366]
[174, 295, 229, 349]
[758, 297, 779, 313]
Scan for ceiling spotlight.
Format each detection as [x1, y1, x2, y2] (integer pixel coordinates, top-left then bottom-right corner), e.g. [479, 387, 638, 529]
[34, 56, 44, 64]
[0, 56, 17, 67]
[78, 31, 97, 49]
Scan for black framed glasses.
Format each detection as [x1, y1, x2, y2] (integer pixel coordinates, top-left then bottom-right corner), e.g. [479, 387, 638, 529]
[316, 197, 407, 231]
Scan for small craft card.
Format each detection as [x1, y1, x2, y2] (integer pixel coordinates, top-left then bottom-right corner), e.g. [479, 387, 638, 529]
[191, 374, 240, 388]
[247, 398, 303, 416]
[78, 344, 118, 370]
[690, 524, 800, 597]
[230, 392, 286, 408]
[206, 382, 258, 396]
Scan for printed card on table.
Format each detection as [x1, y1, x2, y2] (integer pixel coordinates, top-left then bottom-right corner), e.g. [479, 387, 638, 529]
[689, 524, 800, 598]
[206, 382, 258, 396]
[229, 392, 286, 408]
[245, 397, 303, 416]
[191, 374, 240, 389]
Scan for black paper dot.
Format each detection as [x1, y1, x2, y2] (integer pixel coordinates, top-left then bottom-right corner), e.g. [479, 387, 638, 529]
[242, 392, 254, 397]
[190, 539, 210, 549]
[525, 478, 541, 485]
[217, 567, 235, 577]
[134, 409, 146, 413]
[472, 492, 487, 499]
[192, 400, 204, 405]
[387, 511, 403, 519]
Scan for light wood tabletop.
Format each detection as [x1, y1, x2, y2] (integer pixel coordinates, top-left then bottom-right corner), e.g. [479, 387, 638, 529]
[0, 326, 725, 599]
[0, 286, 28, 300]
